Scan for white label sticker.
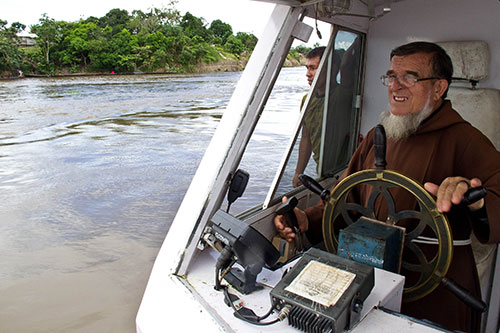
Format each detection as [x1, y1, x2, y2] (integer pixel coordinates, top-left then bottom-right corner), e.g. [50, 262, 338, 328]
[285, 260, 356, 307]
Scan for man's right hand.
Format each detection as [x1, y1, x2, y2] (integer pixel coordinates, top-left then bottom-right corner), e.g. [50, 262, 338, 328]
[274, 197, 309, 242]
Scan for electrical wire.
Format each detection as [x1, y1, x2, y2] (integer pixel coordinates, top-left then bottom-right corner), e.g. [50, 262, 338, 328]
[214, 246, 290, 326]
[215, 246, 235, 290]
[314, 3, 323, 39]
[223, 286, 281, 326]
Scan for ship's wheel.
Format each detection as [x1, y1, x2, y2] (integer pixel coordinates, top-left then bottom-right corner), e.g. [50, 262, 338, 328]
[321, 125, 453, 303]
[322, 169, 453, 302]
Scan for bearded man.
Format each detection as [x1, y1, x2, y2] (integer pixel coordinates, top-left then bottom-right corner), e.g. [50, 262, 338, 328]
[275, 41, 500, 332]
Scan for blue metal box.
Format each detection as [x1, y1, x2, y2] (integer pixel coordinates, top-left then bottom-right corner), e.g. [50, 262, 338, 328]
[337, 217, 404, 273]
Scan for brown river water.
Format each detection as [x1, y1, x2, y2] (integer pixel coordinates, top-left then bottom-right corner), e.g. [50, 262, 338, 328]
[0, 68, 307, 332]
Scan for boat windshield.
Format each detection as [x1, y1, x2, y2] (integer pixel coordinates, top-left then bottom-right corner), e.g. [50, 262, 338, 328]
[228, 25, 364, 215]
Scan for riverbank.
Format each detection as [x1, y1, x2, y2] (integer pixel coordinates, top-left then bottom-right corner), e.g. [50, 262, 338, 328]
[0, 55, 302, 79]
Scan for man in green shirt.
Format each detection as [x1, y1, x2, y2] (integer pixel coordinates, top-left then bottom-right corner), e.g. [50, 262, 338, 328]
[293, 47, 341, 187]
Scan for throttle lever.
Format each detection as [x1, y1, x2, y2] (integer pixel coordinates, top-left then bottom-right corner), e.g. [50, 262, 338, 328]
[276, 197, 303, 252]
[276, 197, 299, 231]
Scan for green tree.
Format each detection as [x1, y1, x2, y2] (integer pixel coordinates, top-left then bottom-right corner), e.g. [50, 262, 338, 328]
[107, 28, 139, 71]
[293, 44, 311, 55]
[3, 4, 261, 76]
[62, 21, 98, 68]
[30, 14, 63, 69]
[161, 25, 188, 69]
[83, 16, 100, 25]
[235, 32, 257, 51]
[224, 35, 244, 54]
[208, 19, 232, 45]
[99, 8, 130, 35]
[0, 20, 25, 39]
[87, 26, 113, 71]
[0, 20, 25, 73]
[180, 12, 209, 40]
[288, 44, 313, 63]
[128, 2, 180, 36]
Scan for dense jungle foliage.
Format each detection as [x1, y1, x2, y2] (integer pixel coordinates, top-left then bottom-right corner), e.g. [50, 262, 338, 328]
[0, 1, 312, 76]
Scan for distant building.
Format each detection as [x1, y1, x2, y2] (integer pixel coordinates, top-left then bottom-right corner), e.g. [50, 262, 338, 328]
[16, 31, 37, 47]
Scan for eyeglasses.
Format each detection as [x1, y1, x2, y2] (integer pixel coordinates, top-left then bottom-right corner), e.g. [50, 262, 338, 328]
[380, 74, 441, 88]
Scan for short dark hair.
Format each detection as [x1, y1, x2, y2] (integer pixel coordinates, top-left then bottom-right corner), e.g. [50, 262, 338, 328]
[306, 46, 326, 60]
[390, 41, 453, 98]
[306, 46, 341, 72]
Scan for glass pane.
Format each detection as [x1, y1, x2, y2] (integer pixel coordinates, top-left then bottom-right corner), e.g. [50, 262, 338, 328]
[228, 22, 333, 215]
[320, 31, 363, 177]
[272, 29, 364, 201]
[228, 66, 306, 214]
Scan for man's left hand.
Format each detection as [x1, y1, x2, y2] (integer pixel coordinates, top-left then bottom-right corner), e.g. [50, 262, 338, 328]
[424, 177, 484, 213]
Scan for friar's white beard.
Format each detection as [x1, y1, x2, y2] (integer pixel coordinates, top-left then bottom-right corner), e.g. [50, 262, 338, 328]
[380, 94, 434, 141]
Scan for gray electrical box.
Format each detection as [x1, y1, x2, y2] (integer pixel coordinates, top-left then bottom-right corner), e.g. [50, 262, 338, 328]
[270, 247, 374, 332]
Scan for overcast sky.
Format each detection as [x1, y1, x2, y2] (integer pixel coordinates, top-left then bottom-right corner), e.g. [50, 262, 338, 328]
[0, 0, 275, 37]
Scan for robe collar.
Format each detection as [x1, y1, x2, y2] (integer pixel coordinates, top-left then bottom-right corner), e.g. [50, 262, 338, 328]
[416, 100, 467, 135]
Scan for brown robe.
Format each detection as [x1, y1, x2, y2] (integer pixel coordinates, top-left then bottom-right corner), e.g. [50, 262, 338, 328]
[305, 100, 500, 332]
